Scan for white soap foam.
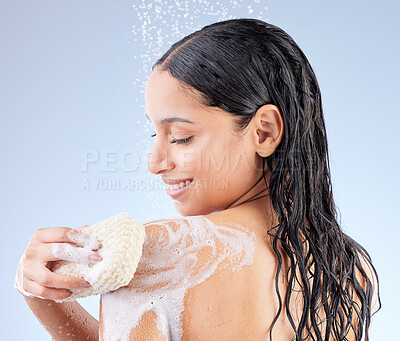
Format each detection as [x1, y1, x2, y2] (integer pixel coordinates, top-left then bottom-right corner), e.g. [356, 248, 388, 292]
[51, 245, 106, 298]
[50, 242, 99, 265]
[84, 247, 107, 284]
[50, 230, 102, 268]
[101, 216, 256, 341]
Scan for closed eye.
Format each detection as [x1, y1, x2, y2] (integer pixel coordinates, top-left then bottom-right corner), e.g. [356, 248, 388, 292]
[150, 133, 193, 145]
[171, 137, 193, 145]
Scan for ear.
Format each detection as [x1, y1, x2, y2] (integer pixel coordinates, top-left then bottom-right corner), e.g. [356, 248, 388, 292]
[251, 104, 284, 158]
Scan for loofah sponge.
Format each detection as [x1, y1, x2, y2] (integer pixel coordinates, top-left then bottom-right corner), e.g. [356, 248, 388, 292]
[51, 212, 146, 302]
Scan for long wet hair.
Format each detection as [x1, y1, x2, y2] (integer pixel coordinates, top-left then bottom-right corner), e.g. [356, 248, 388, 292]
[152, 18, 381, 340]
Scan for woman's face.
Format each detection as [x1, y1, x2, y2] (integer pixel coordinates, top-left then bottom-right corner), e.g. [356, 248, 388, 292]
[145, 69, 265, 216]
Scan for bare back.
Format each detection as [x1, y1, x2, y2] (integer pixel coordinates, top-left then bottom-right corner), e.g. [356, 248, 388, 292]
[180, 207, 295, 340]
[99, 204, 297, 340]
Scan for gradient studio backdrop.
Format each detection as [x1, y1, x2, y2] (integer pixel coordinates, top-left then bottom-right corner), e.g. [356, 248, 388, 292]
[1, 0, 398, 339]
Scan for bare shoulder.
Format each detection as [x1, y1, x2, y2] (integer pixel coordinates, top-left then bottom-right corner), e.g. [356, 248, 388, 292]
[143, 217, 187, 237]
[141, 215, 274, 339]
[100, 213, 293, 340]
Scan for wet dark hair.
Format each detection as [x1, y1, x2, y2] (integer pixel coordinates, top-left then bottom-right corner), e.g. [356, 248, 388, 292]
[152, 18, 381, 340]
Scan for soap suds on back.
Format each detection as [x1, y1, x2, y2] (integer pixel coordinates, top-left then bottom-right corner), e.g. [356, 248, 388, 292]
[101, 216, 256, 341]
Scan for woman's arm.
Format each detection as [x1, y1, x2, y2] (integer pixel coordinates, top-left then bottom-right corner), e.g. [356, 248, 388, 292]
[22, 296, 99, 341]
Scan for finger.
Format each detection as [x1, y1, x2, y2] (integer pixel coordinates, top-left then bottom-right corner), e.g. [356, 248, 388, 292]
[50, 242, 102, 265]
[23, 278, 73, 301]
[32, 226, 75, 244]
[24, 265, 91, 290]
[67, 229, 101, 250]
[32, 227, 101, 250]
[27, 243, 102, 264]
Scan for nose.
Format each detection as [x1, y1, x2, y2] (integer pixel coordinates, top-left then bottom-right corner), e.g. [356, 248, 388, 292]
[147, 143, 175, 175]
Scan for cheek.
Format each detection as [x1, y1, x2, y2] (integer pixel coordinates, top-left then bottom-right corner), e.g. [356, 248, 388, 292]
[176, 137, 241, 175]
[201, 143, 232, 175]
[178, 138, 214, 173]
[176, 148, 198, 171]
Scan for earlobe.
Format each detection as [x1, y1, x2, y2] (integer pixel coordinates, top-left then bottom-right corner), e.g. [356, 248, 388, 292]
[253, 104, 284, 158]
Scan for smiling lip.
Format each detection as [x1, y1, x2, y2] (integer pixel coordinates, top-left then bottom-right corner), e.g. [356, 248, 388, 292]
[162, 178, 193, 185]
[165, 179, 193, 199]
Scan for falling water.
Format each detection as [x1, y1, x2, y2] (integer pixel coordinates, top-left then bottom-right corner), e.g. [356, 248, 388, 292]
[131, 0, 268, 220]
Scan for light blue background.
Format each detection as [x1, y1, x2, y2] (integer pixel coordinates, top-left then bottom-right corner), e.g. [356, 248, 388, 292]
[1, 0, 398, 339]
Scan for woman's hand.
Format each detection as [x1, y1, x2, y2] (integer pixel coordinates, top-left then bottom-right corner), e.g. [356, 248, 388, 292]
[14, 225, 102, 302]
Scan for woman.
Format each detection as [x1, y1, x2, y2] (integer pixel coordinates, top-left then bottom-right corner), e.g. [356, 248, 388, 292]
[15, 18, 380, 340]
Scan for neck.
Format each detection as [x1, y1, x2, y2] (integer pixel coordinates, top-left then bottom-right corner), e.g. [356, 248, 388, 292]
[225, 167, 271, 210]
[216, 169, 278, 235]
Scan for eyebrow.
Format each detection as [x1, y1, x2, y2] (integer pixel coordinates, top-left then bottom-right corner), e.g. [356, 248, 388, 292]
[145, 114, 195, 125]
